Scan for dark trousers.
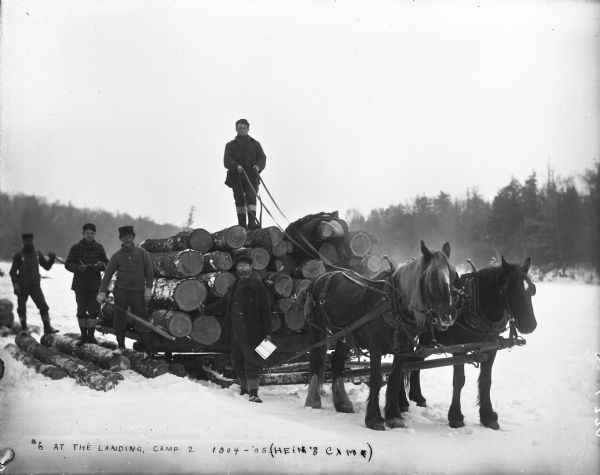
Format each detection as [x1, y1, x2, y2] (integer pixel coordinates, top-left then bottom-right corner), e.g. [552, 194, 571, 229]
[17, 284, 49, 322]
[75, 290, 100, 328]
[113, 288, 150, 347]
[230, 319, 263, 391]
[233, 175, 259, 207]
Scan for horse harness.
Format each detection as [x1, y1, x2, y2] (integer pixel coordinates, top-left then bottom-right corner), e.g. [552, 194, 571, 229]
[308, 271, 421, 354]
[451, 271, 535, 341]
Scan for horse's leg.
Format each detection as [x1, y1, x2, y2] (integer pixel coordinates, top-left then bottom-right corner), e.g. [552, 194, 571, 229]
[478, 350, 499, 430]
[399, 370, 410, 412]
[408, 364, 427, 407]
[448, 354, 466, 428]
[331, 341, 353, 413]
[305, 346, 325, 409]
[384, 354, 407, 428]
[365, 346, 385, 431]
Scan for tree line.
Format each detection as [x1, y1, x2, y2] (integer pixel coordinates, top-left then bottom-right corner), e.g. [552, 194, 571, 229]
[0, 193, 181, 261]
[346, 162, 599, 273]
[1, 162, 598, 273]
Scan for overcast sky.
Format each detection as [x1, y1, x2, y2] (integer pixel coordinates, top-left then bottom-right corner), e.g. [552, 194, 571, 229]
[1, 0, 598, 231]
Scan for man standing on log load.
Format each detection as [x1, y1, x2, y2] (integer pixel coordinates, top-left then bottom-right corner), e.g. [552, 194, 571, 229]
[96, 226, 155, 355]
[65, 223, 108, 345]
[9, 233, 59, 334]
[223, 118, 266, 230]
[204, 255, 272, 403]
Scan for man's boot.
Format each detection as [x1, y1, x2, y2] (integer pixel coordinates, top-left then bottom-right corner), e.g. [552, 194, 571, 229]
[114, 337, 126, 355]
[237, 213, 247, 229]
[19, 316, 28, 332]
[248, 389, 263, 403]
[41, 315, 58, 335]
[140, 333, 155, 355]
[87, 327, 98, 344]
[77, 327, 86, 346]
[247, 211, 260, 230]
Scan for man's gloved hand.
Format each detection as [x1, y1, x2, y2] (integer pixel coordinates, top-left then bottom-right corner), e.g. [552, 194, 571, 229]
[252, 165, 260, 173]
[94, 261, 104, 271]
[48, 251, 56, 259]
[237, 165, 243, 174]
[78, 264, 88, 272]
[96, 292, 107, 304]
[13, 283, 21, 295]
[144, 288, 152, 303]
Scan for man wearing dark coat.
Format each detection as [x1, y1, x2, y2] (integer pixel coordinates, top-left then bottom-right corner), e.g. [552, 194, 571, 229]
[204, 255, 272, 403]
[223, 118, 267, 230]
[9, 233, 59, 334]
[65, 223, 108, 344]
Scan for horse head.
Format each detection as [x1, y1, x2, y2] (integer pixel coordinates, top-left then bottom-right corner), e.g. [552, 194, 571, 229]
[419, 241, 459, 329]
[394, 241, 458, 332]
[499, 256, 537, 334]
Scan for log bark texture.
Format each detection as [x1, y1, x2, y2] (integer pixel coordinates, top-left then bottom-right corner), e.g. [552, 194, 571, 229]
[245, 226, 284, 248]
[198, 272, 236, 298]
[150, 250, 204, 278]
[94, 339, 171, 378]
[150, 309, 193, 338]
[152, 277, 207, 311]
[202, 251, 234, 272]
[16, 333, 117, 391]
[212, 226, 247, 251]
[41, 333, 130, 371]
[4, 343, 68, 380]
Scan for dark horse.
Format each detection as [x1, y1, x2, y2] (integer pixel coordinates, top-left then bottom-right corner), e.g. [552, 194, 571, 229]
[303, 241, 458, 430]
[399, 256, 537, 429]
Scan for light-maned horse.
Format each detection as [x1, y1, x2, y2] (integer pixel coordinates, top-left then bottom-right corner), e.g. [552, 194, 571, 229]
[400, 256, 537, 429]
[303, 241, 458, 430]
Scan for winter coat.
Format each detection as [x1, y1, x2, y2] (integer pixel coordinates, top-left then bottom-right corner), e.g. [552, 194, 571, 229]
[65, 239, 109, 291]
[99, 245, 153, 293]
[9, 248, 54, 288]
[223, 135, 266, 188]
[204, 276, 272, 347]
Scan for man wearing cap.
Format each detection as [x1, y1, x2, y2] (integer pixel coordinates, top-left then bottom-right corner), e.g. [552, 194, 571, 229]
[204, 254, 272, 403]
[96, 226, 154, 354]
[9, 233, 59, 334]
[223, 118, 267, 230]
[65, 223, 109, 344]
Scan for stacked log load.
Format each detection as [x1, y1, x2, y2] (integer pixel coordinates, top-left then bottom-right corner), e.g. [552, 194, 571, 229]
[98, 214, 391, 351]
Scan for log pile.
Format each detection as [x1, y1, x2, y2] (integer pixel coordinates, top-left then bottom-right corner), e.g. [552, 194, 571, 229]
[4, 343, 68, 380]
[15, 333, 120, 391]
[99, 213, 390, 354]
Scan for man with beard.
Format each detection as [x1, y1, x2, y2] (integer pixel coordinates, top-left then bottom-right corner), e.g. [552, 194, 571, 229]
[9, 233, 59, 334]
[223, 118, 267, 230]
[96, 226, 154, 355]
[65, 223, 108, 344]
[204, 255, 272, 403]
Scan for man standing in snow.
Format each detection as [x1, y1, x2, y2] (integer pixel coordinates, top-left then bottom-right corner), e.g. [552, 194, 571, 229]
[96, 226, 154, 355]
[9, 233, 59, 334]
[204, 255, 272, 403]
[65, 223, 108, 345]
[223, 118, 267, 230]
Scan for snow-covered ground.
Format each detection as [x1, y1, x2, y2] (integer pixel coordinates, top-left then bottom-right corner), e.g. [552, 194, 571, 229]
[0, 261, 598, 474]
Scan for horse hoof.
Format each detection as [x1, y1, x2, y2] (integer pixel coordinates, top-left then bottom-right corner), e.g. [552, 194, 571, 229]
[449, 419, 465, 429]
[400, 404, 409, 413]
[334, 403, 354, 413]
[385, 417, 406, 429]
[482, 420, 500, 430]
[366, 421, 386, 431]
[305, 401, 322, 409]
[416, 400, 427, 408]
